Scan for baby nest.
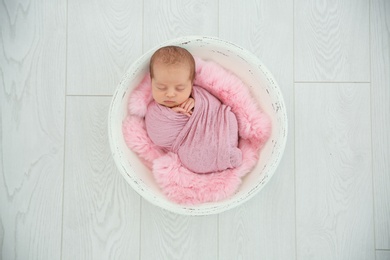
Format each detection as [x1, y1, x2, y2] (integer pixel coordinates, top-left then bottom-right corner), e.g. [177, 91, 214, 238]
[108, 36, 288, 215]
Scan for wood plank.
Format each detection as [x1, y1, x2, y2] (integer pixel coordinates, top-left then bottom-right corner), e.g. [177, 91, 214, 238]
[0, 0, 66, 259]
[140, 203, 218, 260]
[62, 97, 141, 259]
[295, 83, 374, 259]
[140, 2, 219, 258]
[67, 0, 143, 95]
[295, 0, 370, 82]
[143, 0, 218, 51]
[376, 250, 390, 260]
[219, 0, 295, 259]
[371, 0, 390, 250]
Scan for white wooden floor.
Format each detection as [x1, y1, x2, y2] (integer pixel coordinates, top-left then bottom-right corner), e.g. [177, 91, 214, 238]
[1, 0, 389, 259]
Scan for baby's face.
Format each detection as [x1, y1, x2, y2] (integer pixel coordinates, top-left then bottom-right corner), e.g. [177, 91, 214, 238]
[151, 62, 193, 108]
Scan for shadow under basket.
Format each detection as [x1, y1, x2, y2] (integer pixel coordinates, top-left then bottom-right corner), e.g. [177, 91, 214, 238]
[108, 36, 288, 216]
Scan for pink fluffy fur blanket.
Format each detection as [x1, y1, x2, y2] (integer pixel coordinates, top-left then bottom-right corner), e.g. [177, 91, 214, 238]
[122, 58, 271, 205]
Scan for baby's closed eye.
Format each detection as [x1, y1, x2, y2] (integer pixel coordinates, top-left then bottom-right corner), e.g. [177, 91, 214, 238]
[155, 85, 167, 91]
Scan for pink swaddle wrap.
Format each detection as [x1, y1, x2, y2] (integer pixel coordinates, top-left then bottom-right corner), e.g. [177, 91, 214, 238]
[145, 85, 242, 174]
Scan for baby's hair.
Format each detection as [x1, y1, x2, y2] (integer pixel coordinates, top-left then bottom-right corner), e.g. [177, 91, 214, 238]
[149, 46, 195, 82]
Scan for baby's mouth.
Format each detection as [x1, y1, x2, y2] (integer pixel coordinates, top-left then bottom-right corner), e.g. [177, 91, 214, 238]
[163, 100, 176, 107]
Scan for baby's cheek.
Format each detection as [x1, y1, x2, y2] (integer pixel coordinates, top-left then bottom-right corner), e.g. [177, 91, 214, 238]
[152, 90, 161, 101]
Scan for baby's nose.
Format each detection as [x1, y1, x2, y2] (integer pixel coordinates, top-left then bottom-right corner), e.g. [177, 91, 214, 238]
[166, 89, 175, 97]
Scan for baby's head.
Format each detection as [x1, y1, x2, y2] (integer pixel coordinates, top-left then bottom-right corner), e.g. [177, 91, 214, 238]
[149, 46, 195, 107]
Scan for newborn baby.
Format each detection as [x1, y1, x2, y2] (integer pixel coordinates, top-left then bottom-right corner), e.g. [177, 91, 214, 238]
[149, 46, 195, 117]
[145, 46, 242, 174]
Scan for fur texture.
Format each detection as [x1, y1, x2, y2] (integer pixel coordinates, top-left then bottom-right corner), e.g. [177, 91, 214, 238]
[122, 58, 271, 205]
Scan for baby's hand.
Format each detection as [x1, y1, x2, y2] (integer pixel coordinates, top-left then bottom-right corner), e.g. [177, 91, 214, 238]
[172, 98, 195, 117]
[180, 98, 195, 113]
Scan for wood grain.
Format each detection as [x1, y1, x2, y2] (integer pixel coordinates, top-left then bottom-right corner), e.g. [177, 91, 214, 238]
[67, 0, 143, 95]
[143, 0, 218, 51]
[295, 0, 369, 82]
[371, 0, 390, 250]
[2, 0, 390, 259]
[0, 0, 66, 259]
[140, 202, 218, 260]
[220, 0, 293, 82]
[295, 83, 374, 259]
[219, 1, 296, 259]
[218, 169, 296, 260]
[62, 97, 141, 259]
[376, 250, 390, 260]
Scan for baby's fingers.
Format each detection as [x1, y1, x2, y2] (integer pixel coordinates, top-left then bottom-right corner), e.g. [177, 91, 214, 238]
[172, 106, 191, 117]
[182, 99, 194, 112]
[183, 102, 191, 111]
[172, 106, 185, 113]
[179, 100, 189, 109]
